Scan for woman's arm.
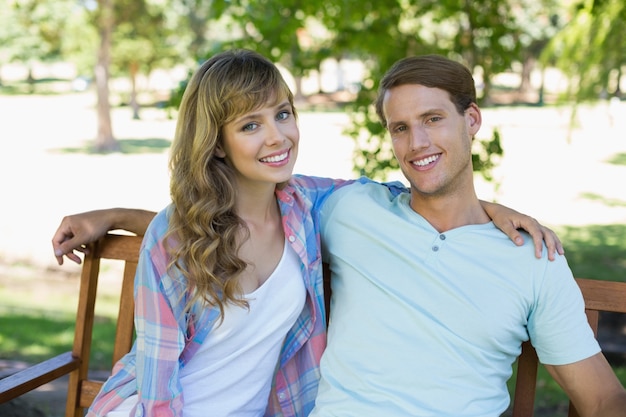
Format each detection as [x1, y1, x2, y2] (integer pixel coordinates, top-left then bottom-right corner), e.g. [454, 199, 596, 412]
[481, 200, 564, 261]
[52, 208, 157, 265]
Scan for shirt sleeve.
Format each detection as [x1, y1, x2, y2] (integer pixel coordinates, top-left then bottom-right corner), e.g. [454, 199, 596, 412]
[132, 214, 186, 416]
[528, 255, 601, 365]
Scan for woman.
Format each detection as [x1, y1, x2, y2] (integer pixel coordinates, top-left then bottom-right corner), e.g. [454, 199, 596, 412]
[53, 49, 561, 417]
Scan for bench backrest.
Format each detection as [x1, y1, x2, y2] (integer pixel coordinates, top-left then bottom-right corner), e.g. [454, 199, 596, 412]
[0, 233, 142, 416]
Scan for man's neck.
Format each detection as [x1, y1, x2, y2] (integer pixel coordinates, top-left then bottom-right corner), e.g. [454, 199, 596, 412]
[409, 189, 491, 233]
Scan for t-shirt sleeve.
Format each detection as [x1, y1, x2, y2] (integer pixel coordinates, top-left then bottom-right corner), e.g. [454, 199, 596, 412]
[527, 255, 601, 365]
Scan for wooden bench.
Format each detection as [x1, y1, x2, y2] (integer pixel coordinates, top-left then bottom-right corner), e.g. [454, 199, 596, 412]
[0, 233, 142, 416]
[1, 234, 625, 416]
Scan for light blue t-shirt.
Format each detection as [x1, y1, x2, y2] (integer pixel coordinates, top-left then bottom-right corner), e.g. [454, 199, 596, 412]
[312, 182, 600, 417]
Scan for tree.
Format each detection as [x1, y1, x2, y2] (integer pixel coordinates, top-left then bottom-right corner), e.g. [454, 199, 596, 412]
[542, 0, 626, 102]
[0, 0, 73, 92]
[112, 1, 175, 119]
[539, 0, 625, 141]
[83, 0, 185, 151]
[92, 0, 117, 151]
[217, 0, 331, 100]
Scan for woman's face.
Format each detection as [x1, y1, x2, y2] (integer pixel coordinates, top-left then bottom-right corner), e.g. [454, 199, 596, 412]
[218, 98, 299, 190]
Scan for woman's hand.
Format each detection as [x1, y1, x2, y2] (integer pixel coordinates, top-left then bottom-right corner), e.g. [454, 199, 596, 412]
[481, 201, 564, 261]
[51, 208, 155, 265]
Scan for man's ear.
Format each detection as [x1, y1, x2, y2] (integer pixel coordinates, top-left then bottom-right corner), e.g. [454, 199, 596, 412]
[466, 103, 482, 136]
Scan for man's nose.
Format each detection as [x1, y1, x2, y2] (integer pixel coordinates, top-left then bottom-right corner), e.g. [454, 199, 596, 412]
[409, 126, 430, 150]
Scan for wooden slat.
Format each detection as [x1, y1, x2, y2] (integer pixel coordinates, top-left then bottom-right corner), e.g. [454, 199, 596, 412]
[575, 278, 626, 314]
[98, 234, 142, 262]
[112, 260, 138, 364]
[78, 380, 104, 408]
[511, 341, 539, 417]
[0, 352, 79, 402]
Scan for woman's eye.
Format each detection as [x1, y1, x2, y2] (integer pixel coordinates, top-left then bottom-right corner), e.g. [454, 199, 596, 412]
[277, 110, 290, 121]
[242, 122, 258, 132]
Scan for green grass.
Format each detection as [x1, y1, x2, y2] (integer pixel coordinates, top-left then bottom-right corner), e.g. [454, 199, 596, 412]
[555, 224, 626, 281]
[0, 260, 126, 371]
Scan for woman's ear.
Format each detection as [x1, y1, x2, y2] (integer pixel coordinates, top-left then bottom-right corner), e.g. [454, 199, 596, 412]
[215, 146, 226, 158]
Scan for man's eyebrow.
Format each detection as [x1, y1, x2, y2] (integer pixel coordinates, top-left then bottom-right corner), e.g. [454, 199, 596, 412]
[419, 108, 446, 117]
[386, 119, 405, 129]
[387, 108, 446, 127]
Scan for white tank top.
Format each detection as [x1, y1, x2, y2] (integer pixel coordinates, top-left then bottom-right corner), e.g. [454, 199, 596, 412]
[106, 241, 305, 417]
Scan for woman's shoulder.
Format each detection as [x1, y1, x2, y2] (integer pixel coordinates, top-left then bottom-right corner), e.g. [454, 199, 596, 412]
[143, 205, 173, 242]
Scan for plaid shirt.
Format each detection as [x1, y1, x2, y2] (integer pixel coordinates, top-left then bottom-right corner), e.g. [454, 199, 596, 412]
[87, 175, 358, 417]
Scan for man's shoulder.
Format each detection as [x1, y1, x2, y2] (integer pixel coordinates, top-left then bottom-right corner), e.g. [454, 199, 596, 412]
[333, 178, 407, 197]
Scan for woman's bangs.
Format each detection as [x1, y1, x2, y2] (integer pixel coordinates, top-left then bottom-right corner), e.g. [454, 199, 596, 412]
[225, 80, 290, 123]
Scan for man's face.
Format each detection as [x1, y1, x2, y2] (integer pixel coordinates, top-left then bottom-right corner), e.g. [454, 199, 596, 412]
[382, 84, 481, 199]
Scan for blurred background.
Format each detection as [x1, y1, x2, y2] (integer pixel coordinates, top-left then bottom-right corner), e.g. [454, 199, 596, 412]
[0, 0, 625, 415]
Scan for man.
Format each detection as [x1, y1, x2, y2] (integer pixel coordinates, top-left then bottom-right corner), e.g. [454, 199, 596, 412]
[309, 55, 626, 416]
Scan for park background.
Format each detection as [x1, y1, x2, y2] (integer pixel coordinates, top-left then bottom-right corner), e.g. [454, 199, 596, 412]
[1, 0, 625, 416]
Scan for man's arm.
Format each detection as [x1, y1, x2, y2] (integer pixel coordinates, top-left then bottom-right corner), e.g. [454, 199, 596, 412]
[52, 208, 157, 265]
[544, 352, 626, 417]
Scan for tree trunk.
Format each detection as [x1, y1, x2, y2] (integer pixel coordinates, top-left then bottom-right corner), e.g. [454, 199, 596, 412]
[94, 0, 118, 152]
[294, 75, 305, 103]
[129, 61, 140, 120]
[518, 56, 535, 96]
[613, 66, 622, 98]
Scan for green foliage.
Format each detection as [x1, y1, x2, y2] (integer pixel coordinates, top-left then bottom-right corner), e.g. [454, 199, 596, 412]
[541, 0, 626, 102]
[0, 0, 73, 64]
[472, 128, 503, 182]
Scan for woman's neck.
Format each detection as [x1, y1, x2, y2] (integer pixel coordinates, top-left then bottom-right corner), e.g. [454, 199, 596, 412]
[235, 184, 280, 226]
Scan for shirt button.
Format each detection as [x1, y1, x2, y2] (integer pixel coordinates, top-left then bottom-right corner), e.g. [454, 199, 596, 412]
[432, 246, 439, 252]
[439, 234, 446, 240]
[278, 391, 287, 400]
[288, 235, 296, 243]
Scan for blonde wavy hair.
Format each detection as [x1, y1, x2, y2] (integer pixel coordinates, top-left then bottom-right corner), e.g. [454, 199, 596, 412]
[166, 49, 296, 319]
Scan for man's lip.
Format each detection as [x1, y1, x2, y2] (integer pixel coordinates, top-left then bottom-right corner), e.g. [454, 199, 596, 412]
[411, 153, 441, 167]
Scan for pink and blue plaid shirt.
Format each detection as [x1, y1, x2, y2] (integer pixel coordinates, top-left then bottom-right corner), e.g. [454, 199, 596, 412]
[87, 175, 367, 417]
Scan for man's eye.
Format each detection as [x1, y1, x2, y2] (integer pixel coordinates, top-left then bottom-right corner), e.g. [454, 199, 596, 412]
[428, 116, 442, 123]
